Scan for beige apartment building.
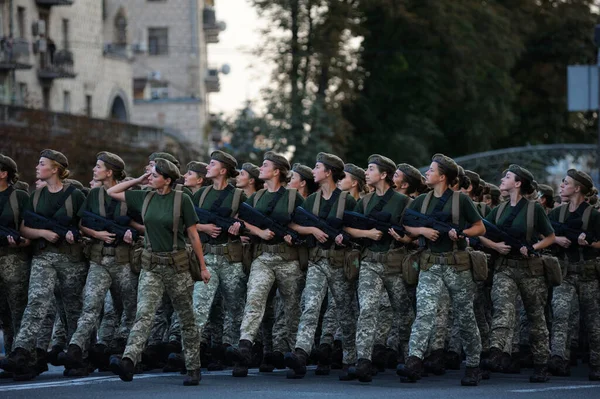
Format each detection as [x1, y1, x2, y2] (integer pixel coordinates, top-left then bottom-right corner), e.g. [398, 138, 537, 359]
[103, 0, 225, 146]
[0, 0, 133, 120]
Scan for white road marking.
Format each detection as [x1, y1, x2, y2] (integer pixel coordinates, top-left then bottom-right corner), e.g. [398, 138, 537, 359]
[509, 384, 600, 393]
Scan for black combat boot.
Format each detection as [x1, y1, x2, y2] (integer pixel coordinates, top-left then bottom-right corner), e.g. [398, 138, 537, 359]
[589, 366, 600, 381]
[89, 343, 109, 371]
[338, 363, 357, 381]
[529, 364, 549, 383]
[444, 350, 461, 370]
[141, 344, 163, 370]
[482, 347, 504, 372]
[284, 348, 308, 379]
[227, 340, 252, 377]
[47, 345, 64, 366]
[353, 358, 373, 383]
[315, 343, 332, 375]
[164, 352, 186, 373]
[107, 338, 127, 355]
[519, 345, 534, 368]
[331, 340, 343, 370]
[548, 355, 570, 376]
[183, 369, 201, 386]
[396, 356, 423, 383]
[461, 366, 481, 386]
[61, 344, 84, 369]
[424, 349, 446, 375]
[207, 344, 225, 371]
[503, 353, 521, 374]
[35, 348, 49, 375]
[0, 347, 32, 373]
[371, 344, 388, 372]
[386, 348, 400, 370]
[250, 341, 263, 368]
[110, 356, 134, 382]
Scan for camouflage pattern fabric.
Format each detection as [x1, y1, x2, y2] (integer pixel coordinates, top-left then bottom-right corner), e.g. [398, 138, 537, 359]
[122, 265, 199, 370]
[408, 264, 481, 367]
[148, 294, 174, 346]
[0, 253, 30, 353]
[193, 254, 246, 346]
[356, 260, 414, 361]
[70, 256, 138, 351]
[489, 264, 549, 365]
[13, 252, 88, 352]
[294, 258, 358, 364]
[239, 253, 304, 352]
[98, 292, 118, 345]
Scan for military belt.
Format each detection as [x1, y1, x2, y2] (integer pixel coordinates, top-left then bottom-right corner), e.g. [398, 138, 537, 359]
[421, 250, 468, 266]
[363, 249, 389, 263]
[260, 243, 289, 254]
[204, 243, 229, 256]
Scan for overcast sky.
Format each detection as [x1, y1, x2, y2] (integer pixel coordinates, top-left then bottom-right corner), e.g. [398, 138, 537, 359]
[208, 0, 268, 116]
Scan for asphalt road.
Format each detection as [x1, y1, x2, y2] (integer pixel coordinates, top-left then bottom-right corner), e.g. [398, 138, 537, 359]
[1, 364, 600, 399]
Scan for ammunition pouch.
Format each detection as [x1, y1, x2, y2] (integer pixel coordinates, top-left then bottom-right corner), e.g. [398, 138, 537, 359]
[402, 247, 424, 286]
[542, 255, 562, 287]
[467, 247, 489, 282]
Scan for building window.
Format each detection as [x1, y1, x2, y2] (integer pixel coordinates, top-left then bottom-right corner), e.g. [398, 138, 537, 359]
[17, 7, 26, 39]
[148, 27, 168, 55]
[18, 83, 27, 105]
[43, 88, 50, 110]
[86, 95, 92, 117]
[62, 19, 70, 50]
[63, 91, 71, 113]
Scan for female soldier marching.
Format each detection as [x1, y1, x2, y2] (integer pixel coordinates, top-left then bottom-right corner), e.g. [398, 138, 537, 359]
[106, 158, 210, 386]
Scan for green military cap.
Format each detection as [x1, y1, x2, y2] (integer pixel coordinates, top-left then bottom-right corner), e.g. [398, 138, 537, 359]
[13, 181, 29, 191]
[64, 179, 84, 191]
[487, 183, 501, 197]
[397, 163, 422, 182]
[367, 154, 396, 175]
[292, 163, 314, 181]
[96, 151, 125, 171]
[567, 169, 594, 191]
[40, 149, 68, 168]
[431, 153, 458, 177]
[0, 154, 18, 173]
[344, 163, 365, 183]
[241, 162, 260, 180]
[316, 152, 344, 171]
[149, 152, 179, 168]
[537, 183, 554, 198]
[508, 164, 534, 185]
[210, 150, 238, 168]
[187, 161, 208, 176]
[154, 158, 181, 182]
[264, 151, 290, 170]
[464, 170, 481, 187]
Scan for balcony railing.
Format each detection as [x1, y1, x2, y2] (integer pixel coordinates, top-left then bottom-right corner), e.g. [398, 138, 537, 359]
[0, 38, 33, 70]
[38, 49, 76, 79]
[205, 68, 220, 93]
[203, 8, 223, 44]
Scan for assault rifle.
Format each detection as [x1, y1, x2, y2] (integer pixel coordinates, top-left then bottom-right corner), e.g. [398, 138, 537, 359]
[238, 203, 302, 244]
[195, 207, 245, 234]
[551, 221, 597, 244]
[293, 206, 351, 247]
[470, 219, 538, 256]
[402, 208, 462, 235]
[80, 211, 138, 244]
[0, 225, 22, 247]
[343, 210, 406, 240]
[23, 211, 81, 243]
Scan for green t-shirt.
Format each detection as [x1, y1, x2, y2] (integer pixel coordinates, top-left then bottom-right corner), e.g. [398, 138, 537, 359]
[78, 187, 128, 219]
[244, 188, 304, 244]
[548, 203, 600, 262]
[26, 186, 85, 226]
[301, 188, 357, 249]
[354, 188, 410, 253]
[125, 190, 198, 252]
[0, 187, 29, 230]
[192, 184, 247, 245]
[485, 199, 554, 256]
[409, 191, 482, 253]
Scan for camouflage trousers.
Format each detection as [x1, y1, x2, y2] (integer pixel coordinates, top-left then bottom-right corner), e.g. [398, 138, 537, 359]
[489, 263, 549, 365]
[239, 252, 304, 352]
[356, 260, 414, 361]
[13, 251, 88, 353]
[0, 251, 30, 353]
[295, 258, 358, 364]
[98, 292, 118, 345]
[320, 288, 344, 346]
[70, 256, 138, 351]
[193, 254, 246, 346]
[551, 273, 600, 366]
[123, 264, 199, 371]
[408, 264, 481, 367]
[201, 288, 224, 346]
